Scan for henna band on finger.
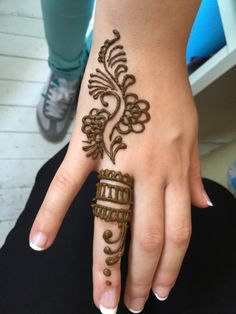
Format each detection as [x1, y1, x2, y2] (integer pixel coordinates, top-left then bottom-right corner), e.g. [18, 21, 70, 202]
[92, 169, 134, 286]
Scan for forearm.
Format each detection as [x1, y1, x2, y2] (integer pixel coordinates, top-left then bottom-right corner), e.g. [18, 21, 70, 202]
[91, 0, 201, 62]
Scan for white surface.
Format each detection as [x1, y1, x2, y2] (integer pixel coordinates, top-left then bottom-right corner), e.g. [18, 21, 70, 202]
[190, 46, 236, 95]
[0, 81, 44, 106]
[190, 0, 236, 95]
[0, 56, 50, 82]
[0, 1, 71, 248]
[217, 0, 236, 52]
[0, 14, 44, 37]
[0, 0, 42, 18]
[0, 33, 48, 60]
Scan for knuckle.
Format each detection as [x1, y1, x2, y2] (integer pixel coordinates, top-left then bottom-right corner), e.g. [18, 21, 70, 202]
[190, 171, 203, 191]
[174, 154, 191, 177]
[166, 150, 191, 182]
[190, 158, 201, 178]
[53, 169, 75, 190]
[129, 282, 150, 298]
[154, 278, 176, 289]
[175, 164, 190, 180]
[44, 206, 61, 221]
[168, 225, 192, 246]
[164, 128, 192, 152]
[41, 203, 62, 222]
[138, 229, 163, 253]
[192, 171, 202, 181]
[167, 129, 185, 145]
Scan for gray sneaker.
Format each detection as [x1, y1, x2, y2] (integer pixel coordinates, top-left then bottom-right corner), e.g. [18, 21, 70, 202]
[37, 73, 81, 142]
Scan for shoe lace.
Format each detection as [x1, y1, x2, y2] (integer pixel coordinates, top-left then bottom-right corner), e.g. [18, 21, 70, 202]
[43, 78, 76, 120]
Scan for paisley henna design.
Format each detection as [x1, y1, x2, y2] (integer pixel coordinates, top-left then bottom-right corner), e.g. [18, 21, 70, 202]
[82, 29, 150, 164]
[92, 169, 134, 284]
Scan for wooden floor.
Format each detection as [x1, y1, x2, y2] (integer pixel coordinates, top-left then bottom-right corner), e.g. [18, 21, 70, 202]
[0, 0, 71, 247]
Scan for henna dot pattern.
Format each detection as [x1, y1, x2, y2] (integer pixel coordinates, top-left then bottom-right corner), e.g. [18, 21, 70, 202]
[106, 281, 112, 287]
[81, 29, 151, 164]
[92, 169, 134, 283]
[103, 268, 111, 277]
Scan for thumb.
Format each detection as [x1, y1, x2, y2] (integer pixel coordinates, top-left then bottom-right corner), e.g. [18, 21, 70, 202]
[189, 140, 213, 208]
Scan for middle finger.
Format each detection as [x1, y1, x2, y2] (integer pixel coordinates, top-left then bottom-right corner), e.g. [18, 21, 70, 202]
[93, 169, 134, 314]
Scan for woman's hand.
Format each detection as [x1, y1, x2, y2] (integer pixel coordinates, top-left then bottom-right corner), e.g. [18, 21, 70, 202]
[29, 48, 211, 313]
[29, 10, 211, 312]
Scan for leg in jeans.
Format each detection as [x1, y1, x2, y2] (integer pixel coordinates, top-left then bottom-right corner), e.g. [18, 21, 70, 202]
[37, 0, 94, 141]
[41, 0, 94, 80]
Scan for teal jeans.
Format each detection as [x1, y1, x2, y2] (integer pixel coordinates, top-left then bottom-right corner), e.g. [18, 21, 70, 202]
[41, 0, 94, 80]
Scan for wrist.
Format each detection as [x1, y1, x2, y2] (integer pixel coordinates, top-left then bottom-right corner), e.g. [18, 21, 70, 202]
[87, 35, 190, 103]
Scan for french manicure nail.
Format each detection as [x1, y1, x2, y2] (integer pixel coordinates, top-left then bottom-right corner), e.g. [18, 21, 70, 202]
[100, 290, 117, 314]
[128, 308, 144, 313]
[29, 232, 47, 251]
[128, 298, 145, 313]
[202, 190, 213, 207]
[100, 305, 118, 314]
[154, 286, 171, 301]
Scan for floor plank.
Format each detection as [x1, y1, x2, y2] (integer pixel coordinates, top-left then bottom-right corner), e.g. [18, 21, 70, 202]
[0, 159, 46, 189]
[0, 133, 70, 159]
[0, 187, 32, 220]
[0, 14, 44, 38]
[0, 105, 74, 132]
[0, 56, 50, 82]
[0, 106, 41, 132]
[0, 81, 44, 106]
[0, 33, 48, 60]
[0, 0, 42, 19]
[0, 1, 65, 246]
[0, 220, 16, 248]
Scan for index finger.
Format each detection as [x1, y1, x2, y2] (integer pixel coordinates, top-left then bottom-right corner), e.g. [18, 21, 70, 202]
[29, 147, 93, 251]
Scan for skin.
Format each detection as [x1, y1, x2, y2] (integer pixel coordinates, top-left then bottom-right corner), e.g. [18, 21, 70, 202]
[29, 0, 212, 312]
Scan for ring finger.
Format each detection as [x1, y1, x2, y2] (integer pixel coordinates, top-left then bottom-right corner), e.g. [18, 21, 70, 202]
[124, 176, 165, 313]
[152, 177, 191, 300]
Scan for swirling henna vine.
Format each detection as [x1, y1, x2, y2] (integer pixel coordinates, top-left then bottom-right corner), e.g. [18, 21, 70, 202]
[92, 169, 134, 286]
[82, 29, 151, 164]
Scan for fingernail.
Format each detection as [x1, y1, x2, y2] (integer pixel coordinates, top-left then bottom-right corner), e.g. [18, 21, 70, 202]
[100, 290, 117, 314]
[128, 307, 144, 313]
[29, 232, 47, 251]
[202, 190, 213, 207]
[100, 305, 118, 314]
[128, 298, 145, 313]
[154, 286, 171, 301]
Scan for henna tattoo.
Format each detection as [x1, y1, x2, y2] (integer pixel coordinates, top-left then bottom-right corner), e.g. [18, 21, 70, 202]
[105, 281, 112, 287]
[92, 169, 134, 284]
[82, 30, 151, 164]
[103, 268, 111, 277]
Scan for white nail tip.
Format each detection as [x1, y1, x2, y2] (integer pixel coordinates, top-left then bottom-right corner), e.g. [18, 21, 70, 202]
[155, 293, 168, 301]
[100, 305, 118, 314]
[128, 308, 143, 313]
[29, 242, 44, 251]
[202, 191, 213, 207]
[207, 200, 213, 207]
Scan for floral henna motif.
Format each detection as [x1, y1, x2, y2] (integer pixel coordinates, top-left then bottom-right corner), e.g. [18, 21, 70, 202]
[82, 29, 151, 164]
